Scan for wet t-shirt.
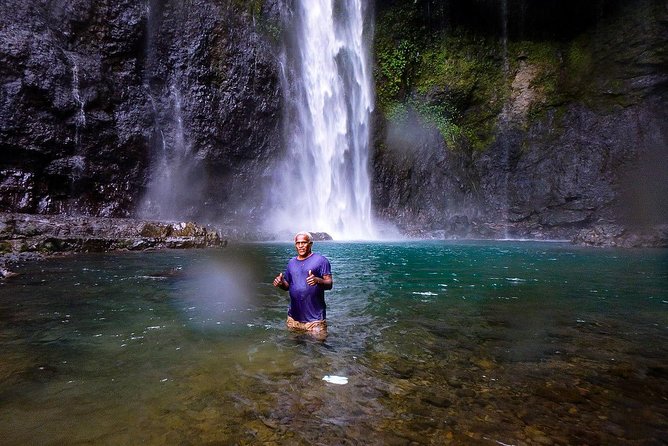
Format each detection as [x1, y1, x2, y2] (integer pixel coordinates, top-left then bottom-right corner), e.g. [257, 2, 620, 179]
[284, 253, 332, 323]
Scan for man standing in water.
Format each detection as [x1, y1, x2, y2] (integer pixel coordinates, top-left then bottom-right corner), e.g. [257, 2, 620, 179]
[273, 231, 333, 338]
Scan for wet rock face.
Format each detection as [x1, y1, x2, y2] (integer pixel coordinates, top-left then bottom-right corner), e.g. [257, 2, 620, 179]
[0, 0, 282, 222]
[371, 0, 668, 244]
[2, 0, 665, 245]
[373, 95, 668, 242]
[375, 0, 628, 40]
[1, 0, 149, 215]
[481, 98, 667, 240]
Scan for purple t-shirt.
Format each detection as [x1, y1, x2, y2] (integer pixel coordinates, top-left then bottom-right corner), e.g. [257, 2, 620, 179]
[284, 253, 332, 323]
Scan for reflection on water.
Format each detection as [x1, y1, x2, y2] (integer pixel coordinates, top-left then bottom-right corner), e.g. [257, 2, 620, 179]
[0, 241, 666, 445]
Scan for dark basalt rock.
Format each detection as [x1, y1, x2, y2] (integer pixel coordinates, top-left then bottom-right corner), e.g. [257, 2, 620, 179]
[371, 1, 668, 246]
[372, 95, 667, 245]
[0, 212, 226, 278]
[573, 224, 668, 248]
[0, 0, 283, 224]
[310, 232, 333, 241]
[1, 0, 666, 247]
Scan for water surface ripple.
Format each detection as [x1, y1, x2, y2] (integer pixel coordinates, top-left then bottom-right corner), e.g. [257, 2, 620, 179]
[0, 241, 666, 445]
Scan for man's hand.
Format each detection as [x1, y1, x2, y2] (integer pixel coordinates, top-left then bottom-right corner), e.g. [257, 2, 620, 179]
[307, 270, 333, 290]
[273, 272, 287, 289]
[306, 270, 318, 286]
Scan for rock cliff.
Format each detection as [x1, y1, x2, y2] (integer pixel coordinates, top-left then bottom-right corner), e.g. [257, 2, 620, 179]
[1, 0, 666, 246]
[0, 0, 282, 226]
[371, 0, 667, 245]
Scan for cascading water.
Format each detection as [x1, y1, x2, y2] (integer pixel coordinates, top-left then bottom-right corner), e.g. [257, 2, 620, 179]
[70, 59, 87, 148]
[65, 52, 87, 213]
[140, 0, 202, 221]
[141, 83, 202, 220]
[272, 0, 376, 240]
[64, 52, 86, 175]
[499, 0, 511, 239]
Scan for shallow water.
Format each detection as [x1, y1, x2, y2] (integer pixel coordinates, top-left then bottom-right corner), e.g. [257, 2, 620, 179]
[0, 241, 666, 445]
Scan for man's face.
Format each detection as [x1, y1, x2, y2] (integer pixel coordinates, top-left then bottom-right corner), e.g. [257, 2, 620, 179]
[295, 235, 312, 258]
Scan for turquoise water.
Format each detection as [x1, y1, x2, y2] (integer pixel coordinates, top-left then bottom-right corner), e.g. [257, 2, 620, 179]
[0, 241, 666, 445]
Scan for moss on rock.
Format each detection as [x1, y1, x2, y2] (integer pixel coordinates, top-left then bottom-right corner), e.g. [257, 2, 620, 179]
[374, 3, 508, 152]
[0, 241, 12, 254]
[373, 1, 665, 154]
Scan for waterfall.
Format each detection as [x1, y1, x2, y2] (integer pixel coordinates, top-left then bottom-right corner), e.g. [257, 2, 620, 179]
[66, 53, 86, 178]
[70, 60, 87, 147]
[140, 0, 202, 221]
[500, 0, 511, 239]
[141, 84, 203, 220]
[501, 0, 509, 74]
[65, 52, 87, 215]
[272, 0, 375, 240]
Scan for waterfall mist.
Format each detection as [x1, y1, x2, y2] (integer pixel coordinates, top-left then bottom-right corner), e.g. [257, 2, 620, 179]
[65, 52, 87, 213]
[140, 84, 205, 221]
[270, 0, 376, 240]
[139, 0, 204, 222]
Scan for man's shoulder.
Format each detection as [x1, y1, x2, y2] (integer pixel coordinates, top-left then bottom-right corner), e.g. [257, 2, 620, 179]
[311, 252, 330, 264]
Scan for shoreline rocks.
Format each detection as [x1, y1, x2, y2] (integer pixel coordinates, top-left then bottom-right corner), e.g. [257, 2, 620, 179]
[0, 212, 226, 277]
[573, 224, 668, 248]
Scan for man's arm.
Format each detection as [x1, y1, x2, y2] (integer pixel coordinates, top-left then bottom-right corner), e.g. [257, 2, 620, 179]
[320, 274, 333, 290]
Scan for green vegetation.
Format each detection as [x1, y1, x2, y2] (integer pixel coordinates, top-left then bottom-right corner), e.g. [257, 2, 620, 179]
[256, 17, 282, 45]
[375, 39, 421, 104]
[417, 34, 507, 150]
[227, 0, 282, 43]
[373, 6, 423, 108]
[0, 241, 12, 254]
[372, 1, 656, 152]
[506, 37, 600, 120]
[386, 100, 463, 146]
[230, 0, 264, 17]
[374, 4, 507, 151]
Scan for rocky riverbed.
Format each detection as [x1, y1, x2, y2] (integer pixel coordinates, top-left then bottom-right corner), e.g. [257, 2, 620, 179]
[0, 212, 226, 278]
